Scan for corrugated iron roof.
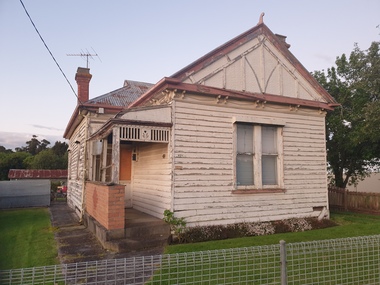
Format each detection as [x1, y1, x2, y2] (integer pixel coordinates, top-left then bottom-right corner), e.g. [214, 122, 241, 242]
[8, 169, 68, 179]
[87, 80, 153, 107]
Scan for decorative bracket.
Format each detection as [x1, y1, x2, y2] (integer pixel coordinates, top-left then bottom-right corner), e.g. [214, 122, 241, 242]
[216, 95, 229, 104]
[255, 100, 266, 108]
[289, 104, 300, 111]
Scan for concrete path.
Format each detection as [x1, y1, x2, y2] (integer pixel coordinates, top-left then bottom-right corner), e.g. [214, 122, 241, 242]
[49, 201, 165, 264]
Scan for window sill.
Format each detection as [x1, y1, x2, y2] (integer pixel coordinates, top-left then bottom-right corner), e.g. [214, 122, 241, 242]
[232, 188, 285, 194]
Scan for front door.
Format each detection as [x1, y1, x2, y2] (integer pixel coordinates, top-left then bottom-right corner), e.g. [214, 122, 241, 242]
[119, 145, 132, 208]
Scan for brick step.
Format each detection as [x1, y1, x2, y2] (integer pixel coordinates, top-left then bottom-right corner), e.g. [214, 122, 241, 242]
[105, 234, 170, 252]
[125, 220, 170, 238]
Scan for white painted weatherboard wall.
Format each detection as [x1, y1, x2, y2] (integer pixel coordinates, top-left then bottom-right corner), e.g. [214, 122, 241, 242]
[172, 97, 328, 226]
[132, 142, 172, 218]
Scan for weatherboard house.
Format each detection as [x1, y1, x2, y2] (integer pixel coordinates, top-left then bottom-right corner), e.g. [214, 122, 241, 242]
[64, 18, 337, 245]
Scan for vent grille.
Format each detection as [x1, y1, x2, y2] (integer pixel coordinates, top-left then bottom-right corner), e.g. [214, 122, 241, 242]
[119, 126, 170, 143]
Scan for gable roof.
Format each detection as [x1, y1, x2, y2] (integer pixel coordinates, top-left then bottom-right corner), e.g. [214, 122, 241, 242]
[170, 21, 337, 105]
[130, 19, 338, 110]
[8, 169, 67, 180]
[86, 80, 153, 107]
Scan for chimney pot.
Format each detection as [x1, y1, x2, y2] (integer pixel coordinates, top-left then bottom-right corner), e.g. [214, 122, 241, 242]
[75, 67, 92, 104]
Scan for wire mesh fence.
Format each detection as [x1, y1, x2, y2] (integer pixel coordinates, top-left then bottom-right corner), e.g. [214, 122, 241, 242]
[151, 245, 280, 284]
[1, 235, 380, 285]
[286, 235, 380, 285]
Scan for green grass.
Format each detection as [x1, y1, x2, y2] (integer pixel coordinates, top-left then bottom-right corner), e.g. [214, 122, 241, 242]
[1, 208, 380, 276]
[165, 211, 380, 254]
[149, 212, 380, 284]
[0, 208, 59, 270]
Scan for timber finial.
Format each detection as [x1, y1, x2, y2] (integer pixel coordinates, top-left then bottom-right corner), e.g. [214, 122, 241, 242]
[258, 12, 265, 25]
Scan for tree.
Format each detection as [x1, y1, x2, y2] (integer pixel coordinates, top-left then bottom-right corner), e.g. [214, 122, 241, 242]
[0, 136, 68, 180]
[27, 149, 66, 169]
[0, 146, 13, 153]
[313, 41, 380, 188]
[17, 135, 50, 155]
[0, 152, 31, 180]
[51, 141, 68, 156]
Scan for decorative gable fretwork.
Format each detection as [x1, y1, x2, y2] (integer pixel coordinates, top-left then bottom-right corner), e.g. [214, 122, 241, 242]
[119, 125, 170, 143]
[181, 35, 325, 103]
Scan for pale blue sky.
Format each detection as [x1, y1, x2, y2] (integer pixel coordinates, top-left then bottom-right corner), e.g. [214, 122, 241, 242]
[0, 0, 379, 149]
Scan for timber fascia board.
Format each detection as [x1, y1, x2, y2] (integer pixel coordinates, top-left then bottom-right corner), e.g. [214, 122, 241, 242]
[129, 78, 337, 111]
[63, 104, 124, 139]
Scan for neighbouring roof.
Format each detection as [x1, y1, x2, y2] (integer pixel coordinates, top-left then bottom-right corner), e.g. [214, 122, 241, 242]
[8, 169, 68, 180]
[86, 80, 153, 107]
[64, 80, 153, 139]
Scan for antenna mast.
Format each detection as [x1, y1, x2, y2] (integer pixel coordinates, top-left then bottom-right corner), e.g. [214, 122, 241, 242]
[67, 49, 100, 68]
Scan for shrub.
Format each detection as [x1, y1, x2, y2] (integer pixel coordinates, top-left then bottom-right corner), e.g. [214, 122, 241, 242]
[283, 218, 312, 232]
[307, 217, 337, 229]
[175, 217, 337, 244]
[273, 220, 291, 234]
[163, 210, 187, 243]
[245, 222, 276, 236]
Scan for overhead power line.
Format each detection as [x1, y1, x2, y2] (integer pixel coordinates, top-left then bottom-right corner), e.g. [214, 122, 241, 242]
[19, 0, 81, 103]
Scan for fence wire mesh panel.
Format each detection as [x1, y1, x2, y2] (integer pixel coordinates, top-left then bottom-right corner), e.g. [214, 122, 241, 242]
[149, 245, 280, 285]
[0, 255, 163, 285]
[1, 235, 380, 285]
[286, 235, 380, 285]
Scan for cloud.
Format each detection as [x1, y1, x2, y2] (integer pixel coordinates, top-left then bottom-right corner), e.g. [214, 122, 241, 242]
[0, 131, 66, 151]
[314, 53, 335, 66]
[0, 132, 31, 150]
[31, 124, 64, 132]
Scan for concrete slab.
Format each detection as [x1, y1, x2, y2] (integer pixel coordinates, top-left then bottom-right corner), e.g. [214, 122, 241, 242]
[49, 202, 166, 264]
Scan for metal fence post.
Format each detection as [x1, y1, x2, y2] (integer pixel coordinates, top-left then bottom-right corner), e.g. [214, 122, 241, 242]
[280, 240, 287, 285]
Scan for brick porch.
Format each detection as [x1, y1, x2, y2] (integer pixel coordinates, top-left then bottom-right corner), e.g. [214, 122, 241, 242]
[84, 182, 170, 252]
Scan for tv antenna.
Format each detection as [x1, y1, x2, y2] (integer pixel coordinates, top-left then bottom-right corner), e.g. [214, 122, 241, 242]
[67, 48, 101, 68]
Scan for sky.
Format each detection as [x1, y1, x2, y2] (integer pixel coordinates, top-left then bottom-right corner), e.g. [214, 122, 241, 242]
[0, 0, 379, 150]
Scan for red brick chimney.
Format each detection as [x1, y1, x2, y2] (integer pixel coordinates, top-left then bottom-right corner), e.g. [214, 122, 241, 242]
[75, 67, 92, 104]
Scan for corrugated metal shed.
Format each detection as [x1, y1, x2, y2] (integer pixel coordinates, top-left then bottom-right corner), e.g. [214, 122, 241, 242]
[0, 180, 50, 208]
[86, 80, 153, 107]
[8, 169, 68, 180]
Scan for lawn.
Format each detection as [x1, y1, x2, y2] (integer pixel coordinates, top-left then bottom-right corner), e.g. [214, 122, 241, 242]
[152, 212, 380, 284]
[2, 208, 380, 272]
[165, 211, 380, 254]
[0, 208, 58, 270]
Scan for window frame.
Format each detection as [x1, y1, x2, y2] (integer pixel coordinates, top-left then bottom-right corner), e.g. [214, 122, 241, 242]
[233, 120, 284, 192]
[93, 154, 101, 181]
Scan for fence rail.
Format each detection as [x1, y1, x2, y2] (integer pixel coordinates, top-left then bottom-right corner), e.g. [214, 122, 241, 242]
[1, 235, 380, 285]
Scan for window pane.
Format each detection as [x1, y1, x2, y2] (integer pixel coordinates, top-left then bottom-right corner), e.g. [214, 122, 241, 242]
[237, 124, 253, 153]
[94, 155, 101, 181]
[262, 126, 277, 154]
[237, 154, 254, 185]
[236, 124, 254, 186]
[262, 155, 277, 185]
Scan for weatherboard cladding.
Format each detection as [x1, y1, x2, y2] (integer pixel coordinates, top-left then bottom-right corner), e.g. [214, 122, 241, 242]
[86, 80, 153, 107]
